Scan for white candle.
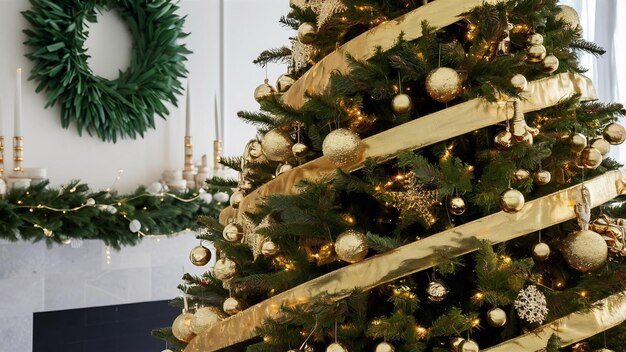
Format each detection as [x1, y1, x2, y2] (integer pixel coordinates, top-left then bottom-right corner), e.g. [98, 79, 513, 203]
[15, 68, 22, 136]
[214, 93, 221, 140]
[185, 80, 191, 136]
[0, 97, 3, 136]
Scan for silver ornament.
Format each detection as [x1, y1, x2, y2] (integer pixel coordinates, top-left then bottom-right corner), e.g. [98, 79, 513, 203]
[213, 257, 237, 281]
[322, 128, 363, 166]
[580, 146, 603, 169]
[190, 306, 224, 334]
[261, 240, 280, 257]
[448, 196, 466, 216]
[230, 191, 244, 209]
[450, 337, 465, 352]
[570, 133, 587, 152]
[223, 223, 243, 242]
[391, 93, 413, 114]
[556, 5, 581, 33]
[543, 55, 559, 73]
[512, 169, 530, 182]
[292, 142, 309, 158]
[527, 44, 546, 63]
[532, 242, 551, 261]
[590, 137, 610, 157]
[426, 280, 449, 303]
[532, 170, 551, 185]
[223, 297, 244, 315]
[254, 78, 276, 102]
[486, 307, 507, 327]
[562, 230, 608, 272]
[510, 74, 528, 92]
[326, 342, 348, 352]
[499, 188, 525, 213]
[276, 73, 296, 93]
[527, 33, 544, 46]
[375, 342, 395, 352]
[262, 129, 294, 162]
[459, 339, 480, 352]
[603, 122, 626, 145]
[494, 130, 514, 150]
[334, 229, 368, 263]
[297, 22, 317, 44]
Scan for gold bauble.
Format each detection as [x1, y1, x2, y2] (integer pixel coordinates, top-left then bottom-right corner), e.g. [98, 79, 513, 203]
[603, 122, 626, 145]
[297, 22, 317, 44]
[276, 163, 294, 176]
[527, 44, 546, 63]
[375, 342, 395, 352]
[543, 55, 559, 73]
[425, 67, 462, 103]
[172, 312, 195, 342]
[556, 5, 581, 33]
[527, 33, 544, 46]
[189, 245, 211, 266]
[253, 78, 276, 102]
[326, 342, 348, 352]
[322, 128, 363, 166]
[450, 337, 465, 352]
[580, 146, 603, 169]
[590, 137, 610, 157]
[593, 349, 616, 352]
[562, 230, 608, 272]
[223, 223, 243, 242]
[570, 133, 588, 152]
[230, 190, 244, 209]
[213, 257, 237, 281]
[510, 74, 528, 92]
[190, 306, 224, 334]
[262, 129, 294, 162]
[448, 196, 466, 216]
[248, 140, 264, 159]
[391, 93, 413, 114]
[292, 142, 309, 158]
[459, 339, 480, 352]
[499, 188, 525, 213]
[334, 229, 368, 263]
[223, 297, 244, 315]
[425, 280, 449, 304]
[494, 130, 514, 150]
[486, 307, 507, 327]
[513, 169, 530, 182]
[532, 242, 551, 261]
[261, 239, 280, 257]
[276, 73, 296, 93]
[532, 170, 551, 185]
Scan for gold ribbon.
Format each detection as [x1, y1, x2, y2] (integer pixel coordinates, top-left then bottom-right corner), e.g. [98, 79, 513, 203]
[188, 170, 626, 352]
[282, 0, 506, 109]
[484, 291, 626, 351]
[220, 73, 597, 225]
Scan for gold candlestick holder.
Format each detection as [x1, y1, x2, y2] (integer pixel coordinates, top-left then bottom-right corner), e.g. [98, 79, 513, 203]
[213, 139, 223, 172]
[0, 136, 4, 177]
[184, 135, 193, 172]
[13, 136, 23, 174]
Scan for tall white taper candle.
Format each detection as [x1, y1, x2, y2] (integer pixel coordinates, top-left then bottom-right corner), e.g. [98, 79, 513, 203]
[15, 68, 22, 136]
[185, 79, 191, 136]
[214, 93, 221, 140]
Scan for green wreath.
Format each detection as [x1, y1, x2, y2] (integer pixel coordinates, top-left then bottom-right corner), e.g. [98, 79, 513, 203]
[22, 0, 191, 142]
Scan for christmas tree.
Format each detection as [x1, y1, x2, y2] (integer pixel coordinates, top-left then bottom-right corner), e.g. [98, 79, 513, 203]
[155, 1, 626, 351]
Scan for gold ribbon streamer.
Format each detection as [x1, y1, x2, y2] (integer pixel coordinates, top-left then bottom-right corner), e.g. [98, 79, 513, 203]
[188, 170, 626, 352]
[484, 291, 626, 351]
[282, 0, 506, 109]
[220, 73, 597, 225]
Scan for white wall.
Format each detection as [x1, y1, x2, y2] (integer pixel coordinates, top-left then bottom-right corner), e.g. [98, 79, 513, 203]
[0, 0, 290, 351]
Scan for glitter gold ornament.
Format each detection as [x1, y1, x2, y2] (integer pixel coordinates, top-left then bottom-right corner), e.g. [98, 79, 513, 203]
[487, 307, 507, 327]
[391, 93, 413, 114]
[499, 188, 525, 213]
[494, 130, 514, 150]
[292, 142, 309, 158]
[253, 79, 276, 102]
[603, 122, 626, 145]
[532, 170, 551, 185]
[527, 33, 544, 46]
[562, 230, 608, 272]
[426, 280, 449, 303]
[262, 129, 294, 162]
[450, 337, 465, 352]
[556, 5, 581, 32]
[261, 239, 280, 257]
[425, 67, 462, 103]
[276, 73, 296, 93]
[532, 242, 551, 261]
[580, 146, 603, 169]
[448, 196, 466, 216]
[213, 257, 237, 281]
[510, 74, 528, 92]
[590, 137, 610, 157]
[543, 55, 559, 73]
[223, 223, 243, 242]
[190, 306, 225, 334]
[172, 312, 195, 342]
[527, 44, 546, 63]
[375, 342, 395, 352]
[334, 229, 368, 263]
[513, 169, 530, 182]
[189, 244, 211, 266]
[223, 297, 244, 315]
[230, 190, 244, 209]
[459, 339, 480, 352]
[570, 133, 588, 152]
[326, 342, 348, 352]
[297, 22, 317, 44]
[322, 128, 362, 166]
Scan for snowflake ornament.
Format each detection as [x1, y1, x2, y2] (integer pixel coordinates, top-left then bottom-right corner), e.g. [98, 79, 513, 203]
[514, 285, 549, 324]
[291, 40, 315, 71]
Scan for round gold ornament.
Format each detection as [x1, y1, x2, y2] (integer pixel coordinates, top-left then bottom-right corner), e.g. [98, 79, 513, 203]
[190, 306, 224, 334]
[556, 5, 581, 32]
[426, 280, 449, 304]
[532, 170, 551, 185]
[223, 223, 243, 242]
[261, 240, 280, 257]
[562, 230, 608, 272]
[223, 297, 244, 315]
[292, 142, 309, 158]
[326, 342, 348, 352]
[189, 244, 211, 266]
[297, 22, 317, 44]
[213, 257, 237, 281]
[532, 242, 551, 261]
[459, 339, 480, 352]
[254, 78, 276, 102]
[527, 33, 544, 46]
[593, 349, 616, 352]
[603, 122, 626, 145]
[230, 190, 244, 209]
[276, 163, 294, 176]
[322, 128, 363, 166]
[494, 130, 514, 150]
[375, 342, 395, 352]
[580, 146, 603, 169]
[487, 307, 507, 327]
[276, 73, 296, 93]
[450, 337, 465, 352]
[334, 229, 368, 263]
[590, 137, 610, 157]
[172, 312, 195, 342]
[448, 196, 466, 216]
[510, 74, 528, 92]
[527, 44, 547, 63]
[543, 55, 559, 73]
[391, 93, 413, 114]
[499, 188, 525, 213]
[425, 67, 463, 103]
[570, 133, 588, 152]
[262, 129, 294, 162]
[513, 169, 530, 182]
[248, 140, 264, 159]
